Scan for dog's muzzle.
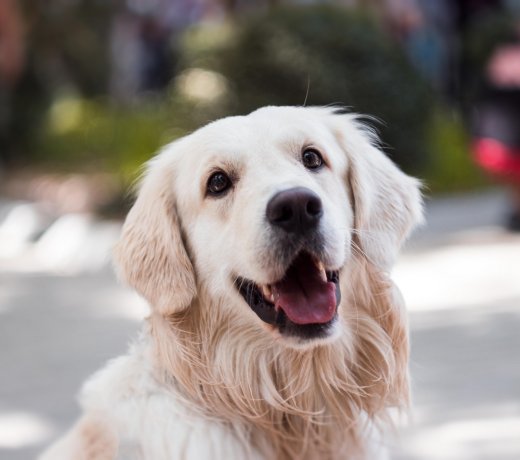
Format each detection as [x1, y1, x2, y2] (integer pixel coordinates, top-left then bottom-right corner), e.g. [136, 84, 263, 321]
[235, 187, 341, 341]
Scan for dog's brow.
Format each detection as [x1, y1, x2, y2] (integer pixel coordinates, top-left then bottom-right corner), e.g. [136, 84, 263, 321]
[205, 158, 242, 175]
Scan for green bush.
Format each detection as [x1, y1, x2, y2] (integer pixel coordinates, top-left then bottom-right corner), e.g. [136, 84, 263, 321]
[4, 1, 115, 165]
[176, 5, 434, 173]
[34, 94, 185, 183]
[424, 108, 488, 193]
[24, 4, 488, 201]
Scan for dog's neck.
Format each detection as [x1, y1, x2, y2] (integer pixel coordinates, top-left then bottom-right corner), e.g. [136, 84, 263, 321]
[148, 259, 408, 459]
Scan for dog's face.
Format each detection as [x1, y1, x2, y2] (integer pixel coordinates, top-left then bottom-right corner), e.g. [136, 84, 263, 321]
[174, 108, 352, 344]
[115, 107, 422, 348]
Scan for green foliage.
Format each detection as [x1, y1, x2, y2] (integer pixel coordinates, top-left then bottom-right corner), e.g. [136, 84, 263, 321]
[17, 3, 488, 201]
[424, 108, 489, 193]
[34, 95, 184, 184]
[177, 5, 434, 173]
[21, 0, 114, 95]
[5, 1, 115, 165]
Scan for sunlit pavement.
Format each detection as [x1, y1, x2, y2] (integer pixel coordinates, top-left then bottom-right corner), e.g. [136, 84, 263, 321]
[1, 190, 519, 460]
[391, 234, 520, 458]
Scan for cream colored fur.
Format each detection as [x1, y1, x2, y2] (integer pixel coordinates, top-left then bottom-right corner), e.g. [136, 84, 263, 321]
[41, 106, 422, 460]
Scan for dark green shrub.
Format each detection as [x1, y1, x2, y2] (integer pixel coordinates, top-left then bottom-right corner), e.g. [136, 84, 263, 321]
[177, 5, 434, 173]
[425, 108, 488, 193]
[4, 1, 114, 166]
[33, 96, 181, 183]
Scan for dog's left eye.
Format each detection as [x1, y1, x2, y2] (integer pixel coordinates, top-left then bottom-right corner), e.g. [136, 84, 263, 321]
[207, 171, 232, 196]
[302, 148, 324, 170]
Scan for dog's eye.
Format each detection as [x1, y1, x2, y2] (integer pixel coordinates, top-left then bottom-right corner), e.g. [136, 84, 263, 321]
[207, 171, 231, 196]
[302, 148, 324, 170]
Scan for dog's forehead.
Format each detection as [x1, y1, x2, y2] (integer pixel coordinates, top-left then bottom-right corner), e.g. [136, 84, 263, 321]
[181, 107, 339, 166]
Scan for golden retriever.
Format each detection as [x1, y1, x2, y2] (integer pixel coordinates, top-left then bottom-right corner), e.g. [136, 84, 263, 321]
[41, 106, 422, 460]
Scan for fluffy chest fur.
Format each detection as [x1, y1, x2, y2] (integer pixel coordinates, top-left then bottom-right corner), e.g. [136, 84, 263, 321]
[75, 258, 405, 460]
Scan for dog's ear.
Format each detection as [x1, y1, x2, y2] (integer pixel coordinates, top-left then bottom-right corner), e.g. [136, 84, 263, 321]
[331, 112, 423, 269]
[114, 154, 196, 315]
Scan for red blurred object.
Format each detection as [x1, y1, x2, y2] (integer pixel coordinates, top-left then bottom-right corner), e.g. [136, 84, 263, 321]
[473, 138, 520, 181]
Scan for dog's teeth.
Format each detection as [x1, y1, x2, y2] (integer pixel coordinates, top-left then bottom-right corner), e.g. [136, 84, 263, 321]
[261, 285, 272, 300]
[316, 262, 327, 282]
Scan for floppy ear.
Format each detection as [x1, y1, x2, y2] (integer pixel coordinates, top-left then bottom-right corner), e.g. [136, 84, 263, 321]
[333, 113, 423, 269]
[329, 113, 422, 410]
[113, 155, 196, 315]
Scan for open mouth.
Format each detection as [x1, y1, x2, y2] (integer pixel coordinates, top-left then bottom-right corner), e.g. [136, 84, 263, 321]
[235, 252, 341, 340]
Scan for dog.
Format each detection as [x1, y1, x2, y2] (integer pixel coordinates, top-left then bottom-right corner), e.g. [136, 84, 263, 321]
[41, 106, 422, 460]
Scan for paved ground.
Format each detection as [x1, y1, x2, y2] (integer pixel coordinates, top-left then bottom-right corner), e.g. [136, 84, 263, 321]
[0, 189, 519, 460]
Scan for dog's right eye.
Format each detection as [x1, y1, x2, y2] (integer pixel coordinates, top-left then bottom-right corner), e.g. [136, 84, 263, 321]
[207, 171, 232, 196]
[302, 148, 324, 170]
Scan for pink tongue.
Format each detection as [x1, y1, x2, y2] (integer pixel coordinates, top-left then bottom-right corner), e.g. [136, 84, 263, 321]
[271, 253, 337, 325]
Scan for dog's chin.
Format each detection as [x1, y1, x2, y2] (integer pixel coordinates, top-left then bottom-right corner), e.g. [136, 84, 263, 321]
[273, 317, 343, 350]
[234, 251, 342, 347]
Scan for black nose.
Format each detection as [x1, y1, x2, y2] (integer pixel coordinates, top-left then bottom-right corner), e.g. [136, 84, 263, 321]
[266, 187, 323, 234]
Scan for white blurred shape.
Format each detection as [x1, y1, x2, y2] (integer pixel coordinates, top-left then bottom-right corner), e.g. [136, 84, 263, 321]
[0, 212, 121, 274]
[93, 287, 150, 321]
[404, 415, 520, 460]
[0, 204, 49, 258]
[395, 233, 520, 312]
[68, 221, 122, 273]
[0, 411, 55, 449]
[34, 214, 93, 272]
[176, 68, 228, 102]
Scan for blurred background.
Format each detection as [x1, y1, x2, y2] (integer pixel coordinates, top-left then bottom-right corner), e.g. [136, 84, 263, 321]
[1, 0, 520, 459]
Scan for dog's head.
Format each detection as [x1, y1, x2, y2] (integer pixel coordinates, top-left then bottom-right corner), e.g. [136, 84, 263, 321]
[115, 106, 422, 348]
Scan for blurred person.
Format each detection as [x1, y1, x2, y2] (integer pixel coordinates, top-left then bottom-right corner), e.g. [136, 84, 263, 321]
[437, 0, 520, 230]
[364, 0, 450, 91]
[415, 0, 455, 94]
[451, 0, 503, 102]
[110, 0, 205, 103]
[110, 1, 175, 102]
[0, 0, 25, 165]
[468, 0, 520, 230]
[396, 0, 446, 90]
[473, 36, 520, 230]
